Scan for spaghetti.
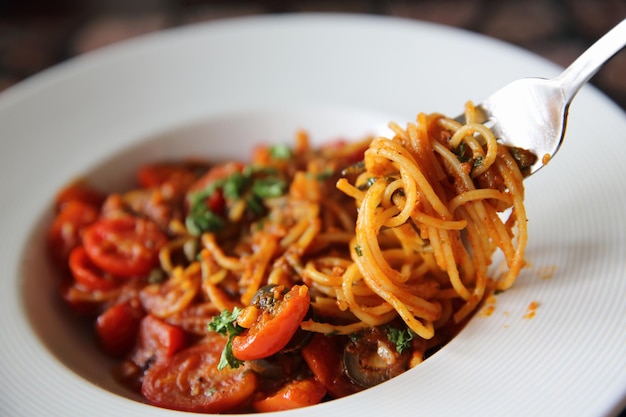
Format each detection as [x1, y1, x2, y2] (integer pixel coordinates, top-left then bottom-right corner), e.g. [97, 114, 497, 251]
[48, 103, 532, 413]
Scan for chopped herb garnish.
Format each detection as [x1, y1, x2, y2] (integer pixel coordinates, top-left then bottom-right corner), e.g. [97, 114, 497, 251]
[245, 195, 265, 215]
[354, 245, 363, 257]
[148, 268, 167, 284]
[358, 177, 378, 191]
[222, 171, 248, 200]
[386, 326, 416, 353]
[269, 144, 292, 160]
[454, 142, 470, 163]
[208, 307, 245, 370]
[316, 169, 334, 181]
[473, 155, 484, 168]
[252, 177, 287, 198]
[184, 166, 288, 235]
[341, 160, 365, 176]
[185, 202, 225, 235]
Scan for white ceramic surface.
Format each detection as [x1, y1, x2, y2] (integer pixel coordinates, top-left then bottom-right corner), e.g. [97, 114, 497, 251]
[0, 14, 625, 417]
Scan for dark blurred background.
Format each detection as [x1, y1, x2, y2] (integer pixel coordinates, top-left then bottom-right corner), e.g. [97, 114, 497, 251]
[0, 0, 625, 110]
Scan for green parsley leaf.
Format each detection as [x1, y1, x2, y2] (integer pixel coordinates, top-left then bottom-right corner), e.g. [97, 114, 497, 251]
[245, 195, 265, 215]
[185, 203, 225, 236]
[269, 144, 292, 160]
[473, 155, 484, 168]
[208, 308, 245, 370]
[222, 171, 248, 200]
[354, 245, 363, 257]
[453, 142, 469, 163]
[386, 326, 416, 353]
[315, 169, 334, 181]
[252, 177, 287, 199]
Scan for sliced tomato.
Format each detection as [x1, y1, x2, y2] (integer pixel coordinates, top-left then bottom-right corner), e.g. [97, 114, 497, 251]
[82, 217, 167, 277]
[130, 314, 185, 369]
[47, 201, 99, 268]
[69, 246, 120, 291]
[142, 335, 258, 413]
[54, 180, 105, 211]
[205, 187, 226, 215]
[96, 302, 143, 357]
[232, 285, 310, 361]
[252, 378, 326, 412]
[59, 278, 121, 316]
[138, 163, 198, 189]
[301, 333, 362, 399]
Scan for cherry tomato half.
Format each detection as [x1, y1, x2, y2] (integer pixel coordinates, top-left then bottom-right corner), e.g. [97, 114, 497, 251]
[129, 314, 185, 369]
[142, 335, 258, 413]
[137, 163, 199, 191]
[47, 201, 99, 267]
[252, 378, 326, 412]
[232, 285, 310, 361]
[69, 246, 120, 291]
[301, 333, 362, 399]
[82, 217, 167, 277]
[96, 302, 143, 357]
[54, 181, 105, 211]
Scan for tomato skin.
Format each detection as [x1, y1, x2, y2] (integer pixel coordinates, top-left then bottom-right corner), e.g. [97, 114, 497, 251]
[130, 314, 185, 369]
[142, 335, 258, 413]
[82, 217, 167, 278]
[205, 187, 226, 215]
[96, 302, 143, 357]
[54, 181, 105, 211]
[252, 378, 326, 412]
[137, 163, 198, 192]
[301, 333, 362, 399]
[232, 285, 310, 361]
[47, 201, 99, 268]
[69, 246, 120, 291]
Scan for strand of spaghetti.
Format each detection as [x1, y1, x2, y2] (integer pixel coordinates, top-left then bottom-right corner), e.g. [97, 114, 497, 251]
[357, 180, 428, 289]
[354, 180, 439, 337]
[409, 113, 448, 183]
[436, 226, 471, 300]
[495, 148, 528, 290]
[280, 215, 313, 248]
[433, 140, 517, 261]
[201, 233, 243, 271]
[158, 236, 194, 273]
[300, 319, 370, 335]
[310, 231, 355, 248]
[321, 198, 356, 232]
[380, 178, 414, 229]
[391, 223, 446, 284]
[448, 123, 498, 176]
[199, 253, 239, 311]
[433, 139, 509, 257]
[340, 263, 396, 324]
[448, 189, 513, 213]
[240, 232, 279, 305]
[141, 264, 201, 318]
[431, 140, 474, 190]
[367, 137, 452, 219]
[410, 210, 467, 230]
[381, 173, 419, 229]
[336, 177, 364, 202]
[302, 258, 348, 288]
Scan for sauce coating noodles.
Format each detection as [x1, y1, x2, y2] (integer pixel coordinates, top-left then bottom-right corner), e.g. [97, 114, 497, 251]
[48, 104, 529, 413]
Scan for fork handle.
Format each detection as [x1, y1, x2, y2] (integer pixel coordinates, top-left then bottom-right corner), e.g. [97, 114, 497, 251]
[556, 18, 626, 102]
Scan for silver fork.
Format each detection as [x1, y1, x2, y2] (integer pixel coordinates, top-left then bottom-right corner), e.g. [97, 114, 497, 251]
[455, 18, 626, 175]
